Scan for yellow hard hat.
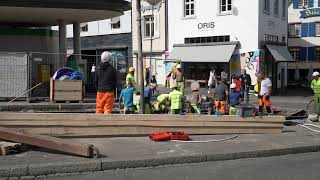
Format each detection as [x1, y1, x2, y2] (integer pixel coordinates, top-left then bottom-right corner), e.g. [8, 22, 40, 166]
[129, 67, 135, 73]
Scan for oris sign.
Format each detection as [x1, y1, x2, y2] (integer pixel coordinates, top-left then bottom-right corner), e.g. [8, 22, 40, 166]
[197, 22, 215, 31]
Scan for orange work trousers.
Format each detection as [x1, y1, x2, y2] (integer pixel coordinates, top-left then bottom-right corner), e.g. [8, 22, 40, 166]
[214, 100, 227, 115]
[96, 92, 115, 114]
[258, 95, 271, 113]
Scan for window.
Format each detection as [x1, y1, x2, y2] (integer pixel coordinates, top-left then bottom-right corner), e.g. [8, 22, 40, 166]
[144, 15, 154, 38]
[184, 35, 230, 44]
[274, 0, 279, 15]
[264, 34, 278, 42]
[282, 0, 286, 18]
[264, 0, 270, 12]
[289, 24, 301, 37]
[298, 0, 308, 8]
[316, 48, 320, 62]
[184, 0, 195, 17]
[316, 23, 320, 36]
[111, 17, 121, 29]
[220, 0, 232, 13]
[80, 23, 88, 32]
[290, 48, 301, 61]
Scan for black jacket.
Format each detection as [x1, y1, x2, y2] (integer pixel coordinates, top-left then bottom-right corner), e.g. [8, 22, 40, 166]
[240, 73, 252, 87]
[95, 62, 117, 93]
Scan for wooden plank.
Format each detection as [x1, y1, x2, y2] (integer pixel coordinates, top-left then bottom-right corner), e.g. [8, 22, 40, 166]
[0, 127, 97, 158]
[0, 141, 23, 156]
[5, 126, 282, 137]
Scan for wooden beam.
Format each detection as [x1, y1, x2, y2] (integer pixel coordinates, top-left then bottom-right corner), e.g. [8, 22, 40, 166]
[0, 127, 98, 158]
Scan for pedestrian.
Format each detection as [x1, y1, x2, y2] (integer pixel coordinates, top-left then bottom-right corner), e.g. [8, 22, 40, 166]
[311, 71, 320, 113]
[169, 85, 183, 114]
[189, 81, 201, 114]
[150, 75, 159, 94]
[221, 69, 228, 83]
[95, 51, 117, 114]
[239, 69, 252, 104]
[258, 71, 272, 114]
[231, 74, 241, 92]
[144, 84, 155, 114]
[229, 83, 243, 115]
[119, 81, 136, 114]
[126, 67, 136, 87]
[213, 77, 229, 115]
[175, 64, 185, 95]
[208, 68, 217, 89]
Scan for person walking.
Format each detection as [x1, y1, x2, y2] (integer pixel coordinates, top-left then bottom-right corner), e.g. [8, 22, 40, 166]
[311, 71, 320, 113]
[95, 51, 117, 114]
[258, 71, 272, 114]
[239, 69, 252, 103]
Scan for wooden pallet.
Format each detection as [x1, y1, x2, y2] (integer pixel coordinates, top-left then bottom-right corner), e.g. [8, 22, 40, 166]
[51, 100, 84, 104]
[0, 113, 286, 137]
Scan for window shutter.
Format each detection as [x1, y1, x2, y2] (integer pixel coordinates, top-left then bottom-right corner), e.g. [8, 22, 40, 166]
[154, 14, 160, 38]
[308, 0, 314, 7]
[309, 22, 316, 37]
[300, 47, 307, 61]
[292, 0, 299, 9]
[308, 47, 316, 61]
[301, 23, 309, 37]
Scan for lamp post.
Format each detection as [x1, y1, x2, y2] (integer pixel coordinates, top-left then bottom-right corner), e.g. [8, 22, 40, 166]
[136, 0, 162, 114]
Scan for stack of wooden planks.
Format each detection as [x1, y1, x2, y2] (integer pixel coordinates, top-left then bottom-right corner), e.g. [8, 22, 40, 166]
[0, 113, 285, 137]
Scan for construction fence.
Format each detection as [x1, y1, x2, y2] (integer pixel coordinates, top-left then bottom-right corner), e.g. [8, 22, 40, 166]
[0, 51, 134, 100]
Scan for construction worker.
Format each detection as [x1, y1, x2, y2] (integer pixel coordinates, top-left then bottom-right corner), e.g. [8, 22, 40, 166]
[154, 94, 170, 113]
[169, 85, 183, 114]
[258, 71, 272, 114]
[311, 71, 320, 113]
[213, 77, 229, 115]
[144, 84, 155, 114]
[174, 64, 185, 95]
[229, 83, 243, 115]
[119, 81, 136, 114]
[189, 81, 201, 114]
[126, 67, 136, 87]
[95, 51, 117, 114]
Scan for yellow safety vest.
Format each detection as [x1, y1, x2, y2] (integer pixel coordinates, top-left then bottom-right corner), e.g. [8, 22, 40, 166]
[311, 79, 320, 94]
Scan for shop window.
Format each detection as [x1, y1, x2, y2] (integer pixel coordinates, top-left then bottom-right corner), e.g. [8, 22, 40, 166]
[274, 0, 279, 15]
[316, 48, 320, 62]
[290, 48, 300, 61]
[264, 0, 270, 13]
[80, 23, 88, 32]
[316, 23, 320, 36]
[282, 0, 286, 18]
[220, 0, 232, 14]
[144, 15, 154, 38]
[298, 0, 308, 8]
[111, 17, 121, 29]
[184, 35, 230, 44]
[184, 0, 195, 17]
[289, 24, 301, 37]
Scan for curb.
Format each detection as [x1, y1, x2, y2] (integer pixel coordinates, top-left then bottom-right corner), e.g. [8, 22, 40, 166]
[1, 144, 320, 178]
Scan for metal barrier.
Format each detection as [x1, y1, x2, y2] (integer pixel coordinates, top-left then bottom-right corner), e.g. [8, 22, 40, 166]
[0, 51, 133, 100]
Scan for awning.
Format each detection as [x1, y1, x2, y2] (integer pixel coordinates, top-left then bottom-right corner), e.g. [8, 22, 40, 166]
[266, 44, 294, 62]
[168, 43, 237, 63]
[111, 16, 120, 24]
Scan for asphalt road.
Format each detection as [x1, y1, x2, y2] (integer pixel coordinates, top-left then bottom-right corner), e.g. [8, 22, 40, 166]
[45, 152, 320, 180]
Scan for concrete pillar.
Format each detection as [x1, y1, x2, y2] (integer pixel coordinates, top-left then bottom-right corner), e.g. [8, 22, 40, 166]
[58, 20, 67, 68]
[73, 22, 81, 65]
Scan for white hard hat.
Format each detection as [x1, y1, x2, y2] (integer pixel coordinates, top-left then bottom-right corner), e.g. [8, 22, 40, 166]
[230, 83, 237, 89]
[101, 51, 112, 62]
[176, 64, 182, 69]
[313, 71, 320, 77]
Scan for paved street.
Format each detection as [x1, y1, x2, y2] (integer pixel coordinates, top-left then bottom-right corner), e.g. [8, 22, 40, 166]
[45, 152, 320, 180]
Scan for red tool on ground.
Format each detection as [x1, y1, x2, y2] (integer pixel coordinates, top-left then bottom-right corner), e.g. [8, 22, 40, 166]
[149, 132, 190, 141]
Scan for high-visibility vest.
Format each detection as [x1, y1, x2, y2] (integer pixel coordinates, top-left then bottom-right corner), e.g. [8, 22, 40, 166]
[169, 90, 183, 110]
[126, 74, 136, 86]
[311, 79, 320, 94]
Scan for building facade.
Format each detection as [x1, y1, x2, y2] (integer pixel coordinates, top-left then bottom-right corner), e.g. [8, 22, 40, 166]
[167, 0, 292, 93]
[132, 0, 167, 85]
[288, 0, 320, 86]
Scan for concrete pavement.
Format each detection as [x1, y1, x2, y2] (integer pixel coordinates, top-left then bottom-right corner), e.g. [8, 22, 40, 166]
[0, 125, 320, 178]
[44, 152, 320, 180]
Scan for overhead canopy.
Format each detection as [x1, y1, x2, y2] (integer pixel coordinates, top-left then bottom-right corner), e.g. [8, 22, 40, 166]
[0, 0, 131, 26]
[168, 43, 237, 63]
[266, 44, 294, 62]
